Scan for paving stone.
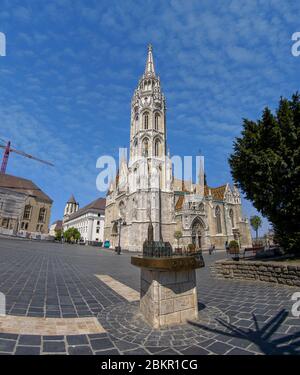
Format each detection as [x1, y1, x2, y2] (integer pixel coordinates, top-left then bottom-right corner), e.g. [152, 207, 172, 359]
[42, 336, 64, 341]
[15, 346, 40, 355]
[43, 341, 66, 353]
[68, 345, 93, 355]
[0, 339, 16, 353]
[114, 340, 141, 351]
[122, 348, 150, 355]
[180, 345, 210, 355]
[95, 348, 120, 355]
[0, 333, 18, 340]
[67, 335, 89, 346]
[90, 338, 114, 351]
[206, 341, 234, 354]
[19, 335, 41, 346]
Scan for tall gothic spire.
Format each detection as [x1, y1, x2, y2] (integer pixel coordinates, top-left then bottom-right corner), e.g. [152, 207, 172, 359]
[145, 44, 155, 76]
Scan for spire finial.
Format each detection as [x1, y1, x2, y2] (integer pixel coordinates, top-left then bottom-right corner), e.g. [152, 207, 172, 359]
[145, 43, 155, 76]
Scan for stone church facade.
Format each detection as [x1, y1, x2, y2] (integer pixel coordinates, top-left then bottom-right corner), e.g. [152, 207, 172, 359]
[104, 45, 252, 251]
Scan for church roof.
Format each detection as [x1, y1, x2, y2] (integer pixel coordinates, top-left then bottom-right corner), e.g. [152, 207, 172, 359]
[175, 195, 184, 210]
[174, 184, 228, 210]
[67, 194, 77, 204]
[64, 197, 106, 222]
[0, 174, 53, 204]
[208, 185, 227, 200]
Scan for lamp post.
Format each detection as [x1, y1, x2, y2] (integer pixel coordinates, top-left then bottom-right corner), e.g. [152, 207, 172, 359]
[112, 217, 126, 255]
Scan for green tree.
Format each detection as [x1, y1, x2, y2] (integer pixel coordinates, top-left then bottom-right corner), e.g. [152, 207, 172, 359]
[229, 93, 300, 255]
[174, 230, 183, 249]
[55, 228, 62, 241]
[63, 227, 81, 243]
[250, 215, 262, 240]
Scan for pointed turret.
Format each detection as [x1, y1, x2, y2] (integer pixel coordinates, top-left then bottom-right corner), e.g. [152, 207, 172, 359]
[145, 44, 155, 77]
[67, 194, 77, 204]
[63, 194, 79, 221]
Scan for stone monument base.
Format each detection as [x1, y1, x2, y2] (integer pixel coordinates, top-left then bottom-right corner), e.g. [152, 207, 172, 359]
[140, 268, 198, 328]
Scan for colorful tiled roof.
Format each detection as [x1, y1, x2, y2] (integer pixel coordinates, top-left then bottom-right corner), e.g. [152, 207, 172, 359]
[175, 184, 227, 210]
[175, 195, 184, 210]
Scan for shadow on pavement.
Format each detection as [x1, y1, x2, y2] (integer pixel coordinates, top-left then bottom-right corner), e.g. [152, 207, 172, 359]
[188, 309, 300, 354]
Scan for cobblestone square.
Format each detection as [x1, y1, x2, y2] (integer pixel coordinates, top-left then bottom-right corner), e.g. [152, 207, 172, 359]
[0, 238, 299, 355]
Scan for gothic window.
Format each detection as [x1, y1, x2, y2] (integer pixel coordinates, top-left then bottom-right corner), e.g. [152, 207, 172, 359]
[154, 113, 160, 130]
[119, 201, 125, 218]
[134, 139, 138, 156]
[143, 112, 149, 129]
[38, 208, 46, 223]
[143, 138, 149, 157]
[135, 115, 139, 132]
[215, 206, 222, 233]
[154, 139, 160, 156]
[23, 205, 32, 220]
[229, 209, 234, 228]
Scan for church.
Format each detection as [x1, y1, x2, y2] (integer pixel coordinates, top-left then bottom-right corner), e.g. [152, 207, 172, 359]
[104, 45, 252, 252]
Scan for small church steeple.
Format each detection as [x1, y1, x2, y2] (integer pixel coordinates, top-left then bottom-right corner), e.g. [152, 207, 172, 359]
[63, 194, 79, 221]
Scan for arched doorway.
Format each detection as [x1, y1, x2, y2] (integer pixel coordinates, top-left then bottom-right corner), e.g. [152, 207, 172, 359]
[111, 222, 118, 247]
[191, 217, 205, 249]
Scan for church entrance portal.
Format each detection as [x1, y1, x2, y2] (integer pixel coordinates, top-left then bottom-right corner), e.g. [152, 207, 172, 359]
[191, 218, 205, 249]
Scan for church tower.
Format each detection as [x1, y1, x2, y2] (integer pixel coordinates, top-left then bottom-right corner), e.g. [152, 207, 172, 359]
[129, 44, 172, 192]
[63, 194, 79, 222]
[104, 45, 175, 251]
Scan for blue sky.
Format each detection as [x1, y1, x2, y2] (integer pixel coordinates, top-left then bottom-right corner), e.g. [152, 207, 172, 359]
[0, 0, 300, 236]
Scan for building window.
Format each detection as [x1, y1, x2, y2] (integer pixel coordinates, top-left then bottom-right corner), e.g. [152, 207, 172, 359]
[229, 209, 234, 228]
[143, 138, 149, 157]
[154, 139, 160, 156]
[21, 222, 25, 229]
[1, 218, 9, 228]
[23, 205, 32, 220]
[36, 224, 39, 232]
[38, 208, 46, 223]
[154, 113, 160, 130]
[96, 228, 100, 234]
[134, 139, 138, 156]
[143, 112, 149, 129]
[97, 221, 100, 225]
[215, 206, 222, 234]
[25, 222, 28, 230]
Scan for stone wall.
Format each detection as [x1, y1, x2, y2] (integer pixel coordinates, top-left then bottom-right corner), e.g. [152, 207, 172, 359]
[213, 259, 300, 287]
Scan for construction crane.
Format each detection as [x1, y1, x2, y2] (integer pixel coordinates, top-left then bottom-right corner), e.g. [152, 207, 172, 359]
[0, 138, 54, 174]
